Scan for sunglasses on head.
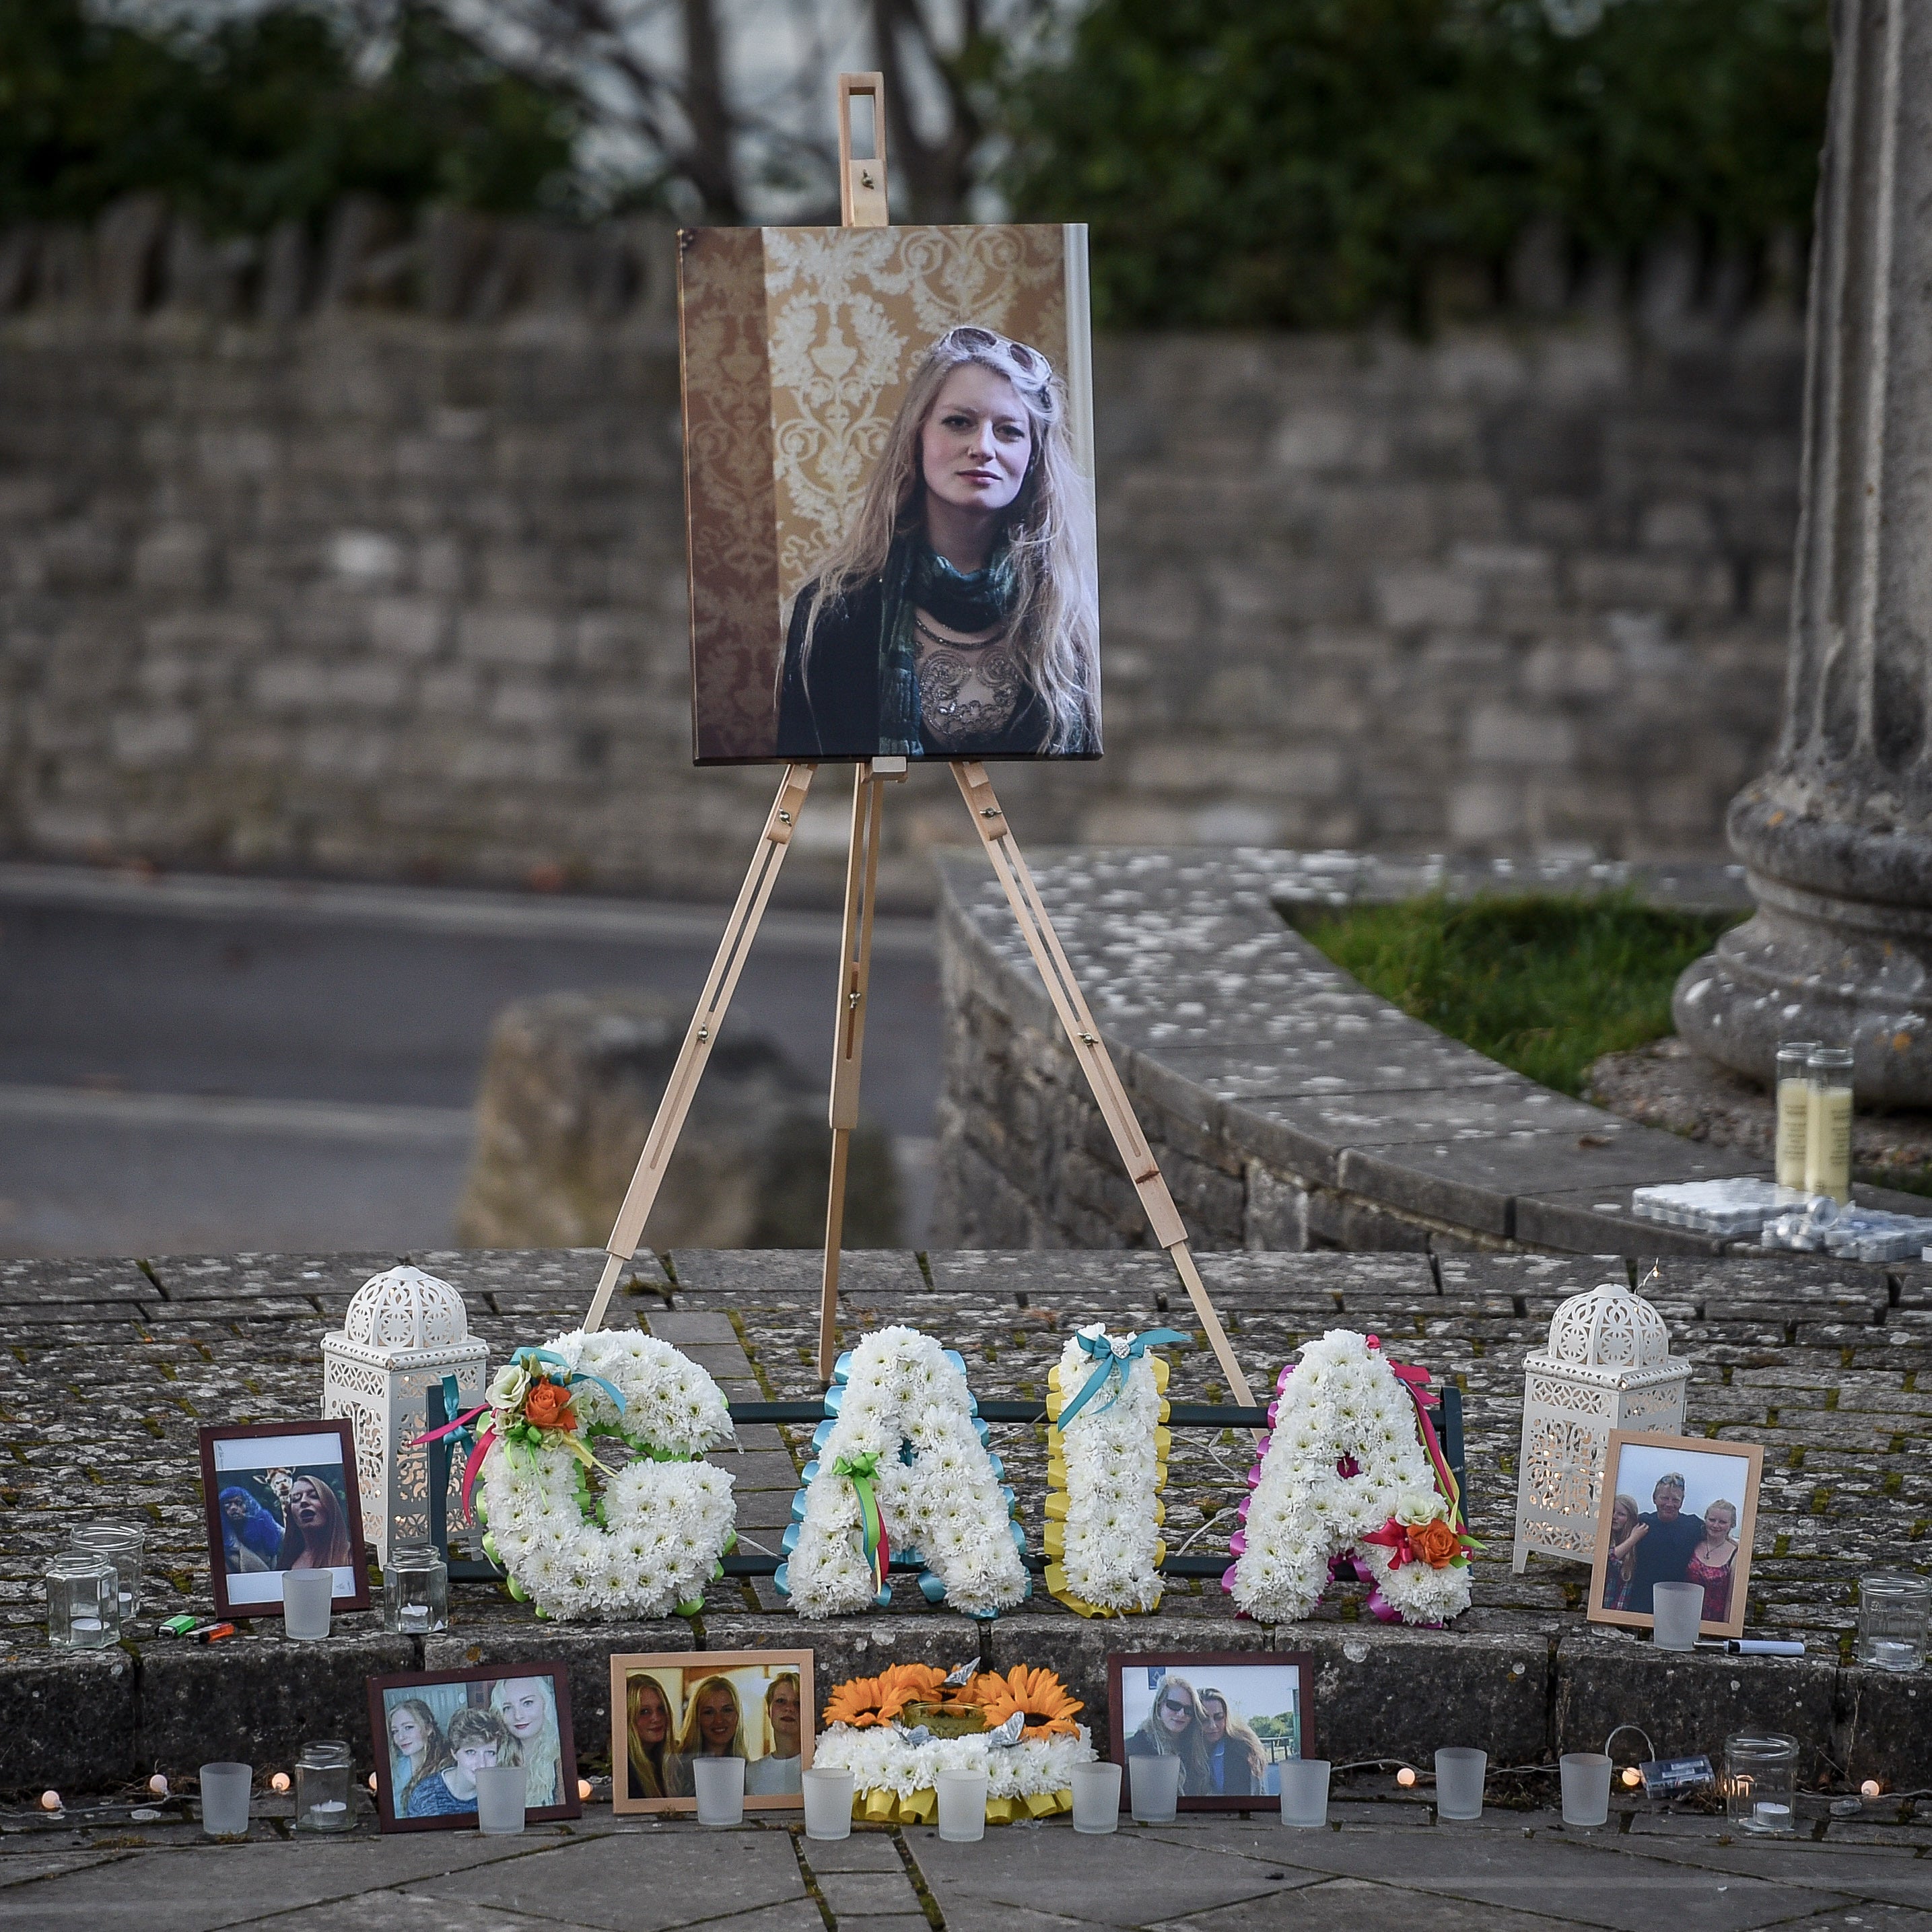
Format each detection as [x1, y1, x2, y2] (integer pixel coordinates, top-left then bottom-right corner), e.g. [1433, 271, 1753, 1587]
[944, 324, 1045, 374]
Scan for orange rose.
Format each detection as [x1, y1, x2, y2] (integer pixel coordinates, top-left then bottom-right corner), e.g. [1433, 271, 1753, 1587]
[1408, 1518, 1461, 1568]
[523, 1379, 577, 1431]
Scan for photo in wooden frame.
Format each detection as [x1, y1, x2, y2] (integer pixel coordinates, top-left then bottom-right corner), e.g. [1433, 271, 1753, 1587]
[1587, 1429, 1765, 1641]
[679, 223, 1098, 765]
[367, 1661, 580, 1832]
[611, 1649, 815, 1814]
[198, 1419, 371, 1619]
[1107, 1651, 1316, 1812]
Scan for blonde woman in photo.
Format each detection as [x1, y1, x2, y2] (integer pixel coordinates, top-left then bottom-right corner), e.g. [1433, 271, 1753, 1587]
[667, 1675, 748, 1798]
[777, 324, 1099, 761]
[490, 1676, 563, 1807]
[1126, 1675, 1212, 1796]
[1197, 1688, 1270, 1799]
[1686, 1498, 1741, 1624]
[626, 1674, 677, 1802]
[744, 1672, 803, 1796]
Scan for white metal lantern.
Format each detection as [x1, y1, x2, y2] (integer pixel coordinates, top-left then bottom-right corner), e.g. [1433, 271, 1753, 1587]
[321, 1266, 489, 1565]
[1511, 1278, 1691, 1572]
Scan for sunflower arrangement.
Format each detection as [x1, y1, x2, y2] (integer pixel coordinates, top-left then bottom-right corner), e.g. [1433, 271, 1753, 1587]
[820, 1664, 950, 1729]
[813, 1659, 1094, 1825]
[959, 1664, 1083, 1740]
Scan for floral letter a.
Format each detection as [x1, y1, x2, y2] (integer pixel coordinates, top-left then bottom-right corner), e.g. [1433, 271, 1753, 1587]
[1226, 1330, 1473, 1627]
[779, 1325, 1028, 1619]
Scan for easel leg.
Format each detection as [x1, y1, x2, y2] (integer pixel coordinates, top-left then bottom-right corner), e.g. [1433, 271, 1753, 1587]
[951, 761, 1256, 1410]
[817, 759, 897, 1380]
[582, 764, 817, 1333]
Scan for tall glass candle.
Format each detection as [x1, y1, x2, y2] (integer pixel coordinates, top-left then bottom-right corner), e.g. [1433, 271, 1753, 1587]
[1775, 1042, 1818, 1190]
[1805, 1046, 1854, 1204]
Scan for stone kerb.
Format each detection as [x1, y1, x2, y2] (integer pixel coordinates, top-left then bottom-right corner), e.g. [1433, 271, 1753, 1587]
[933, 846, 1773, 1258]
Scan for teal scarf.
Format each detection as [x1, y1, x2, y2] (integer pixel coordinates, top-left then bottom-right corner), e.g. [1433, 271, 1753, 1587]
[877, 537, 1019, 757]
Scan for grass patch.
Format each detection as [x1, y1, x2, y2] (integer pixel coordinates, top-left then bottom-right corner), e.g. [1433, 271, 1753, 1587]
[1291, 891, 1743, 1097]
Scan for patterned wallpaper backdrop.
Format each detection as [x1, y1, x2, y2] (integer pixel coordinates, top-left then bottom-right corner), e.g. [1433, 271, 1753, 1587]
[679, 223, 1093, 763]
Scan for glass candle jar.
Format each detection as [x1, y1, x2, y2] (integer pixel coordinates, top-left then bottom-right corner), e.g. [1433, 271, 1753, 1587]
[1775, 1042, 1818, 1192]
[69, 1524, 145, 1622]
[296, 1740, 354, 1832]
[1857, 1573, 1931, 1672]
[384, 1544, 448, 1634]
[1725, 1732, 1799, 1836]
[46, 1556, 120, 1649]
[1805, 1045, 1855, 1204]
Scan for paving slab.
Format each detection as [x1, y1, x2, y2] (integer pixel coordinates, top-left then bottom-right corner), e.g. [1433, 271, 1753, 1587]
[398, 1825, 813, 1932]
[904, 1820, 1321, 1927]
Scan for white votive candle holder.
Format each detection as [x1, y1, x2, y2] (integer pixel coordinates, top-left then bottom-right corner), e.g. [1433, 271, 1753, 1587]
[475, 1764, 527, 1835]
[280, 1568, 333, 1643]
[1434, 1748, 1486, 1821]
[1278, 1758, 1330, 1828]
[1070, 1760, 1122, 1833]
[935, 1770, 988, 1843]
[693, 1756, 746, 1826]
[1128, 1752, 1182, 1824]
[802, 1766, 854, 1840]
[1560, 1753, 1612, 1828]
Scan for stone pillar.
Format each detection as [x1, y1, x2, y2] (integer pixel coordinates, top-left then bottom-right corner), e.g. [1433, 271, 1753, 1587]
[1675, 0, 1932, 1105]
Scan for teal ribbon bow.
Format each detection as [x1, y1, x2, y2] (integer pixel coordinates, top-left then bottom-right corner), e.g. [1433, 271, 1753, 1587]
[512, 1346, 627, 1416]
[832, 1450, 890, 1593]
[1057, 1327, 1190, 1428]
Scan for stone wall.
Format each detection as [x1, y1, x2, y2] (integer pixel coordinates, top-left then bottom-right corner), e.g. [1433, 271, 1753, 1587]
[0, 204, 1806, 905]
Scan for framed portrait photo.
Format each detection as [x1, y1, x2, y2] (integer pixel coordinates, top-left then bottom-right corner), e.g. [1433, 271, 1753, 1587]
[367, 1663, 580, 1832]
[1107, 1652, 1316, 1813]
[611, 1649, 815, 1815]
[679, 222, 1099, 766]
[1587, 1430, 1766, 1641]
[198, 1420, 370, 1618]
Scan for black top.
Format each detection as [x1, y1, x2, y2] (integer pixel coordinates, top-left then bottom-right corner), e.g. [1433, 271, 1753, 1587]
[775, 575, 1068, 761]
[1628, 1510, 1704, 1614]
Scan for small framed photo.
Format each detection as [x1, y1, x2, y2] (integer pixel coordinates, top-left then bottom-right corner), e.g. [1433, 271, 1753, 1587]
[368, 1663, 581, 1832]
[1587, 1430, 1766, 1641]
[611, 1649, 815, 1814]
[198, 1420, 371, 1618]
[1107, 1652, 1315, 1812]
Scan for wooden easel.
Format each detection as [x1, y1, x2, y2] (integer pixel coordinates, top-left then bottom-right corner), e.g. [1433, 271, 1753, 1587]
[580, 75, 1255, 1412]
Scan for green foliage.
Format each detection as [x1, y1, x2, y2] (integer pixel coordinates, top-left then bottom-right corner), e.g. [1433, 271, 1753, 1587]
[1295, 891, 1742, 1097]
[999, 0, 1831, 328]
[0, 0, 580, 234]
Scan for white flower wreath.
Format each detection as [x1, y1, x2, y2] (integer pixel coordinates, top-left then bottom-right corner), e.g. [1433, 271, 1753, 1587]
[778, 1324, 1029, 1620]
[1043, 1325, 1175, 1616]
[476, 1328, 737, 1622]
[813, 1723, 1094, 1815]
[1227, 1329, 1473, 1628]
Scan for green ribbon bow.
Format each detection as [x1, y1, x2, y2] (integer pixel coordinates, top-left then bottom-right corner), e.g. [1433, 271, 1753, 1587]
[832, 1450, 890, 1594]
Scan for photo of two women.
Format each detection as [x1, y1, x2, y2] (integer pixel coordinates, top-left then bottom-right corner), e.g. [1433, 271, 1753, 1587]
[382, 1674, 565, 1819]
[623, 1663, 804, 1803]
[1121, 1665, 1302, 1800]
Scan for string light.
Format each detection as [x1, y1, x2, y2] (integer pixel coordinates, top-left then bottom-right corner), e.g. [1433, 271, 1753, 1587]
[1862, 1780, 1883, 1800]
[38, 1791, 60, 1812]
[1395, 1767, 1416, 1788]
[368, 1774, 379, 1792]
[270, 1772, 291, 1794]
[1622, 1768, 1643, 1789]
[578, 1779, 593, 1801]
[147, 1774, 168, 1797]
